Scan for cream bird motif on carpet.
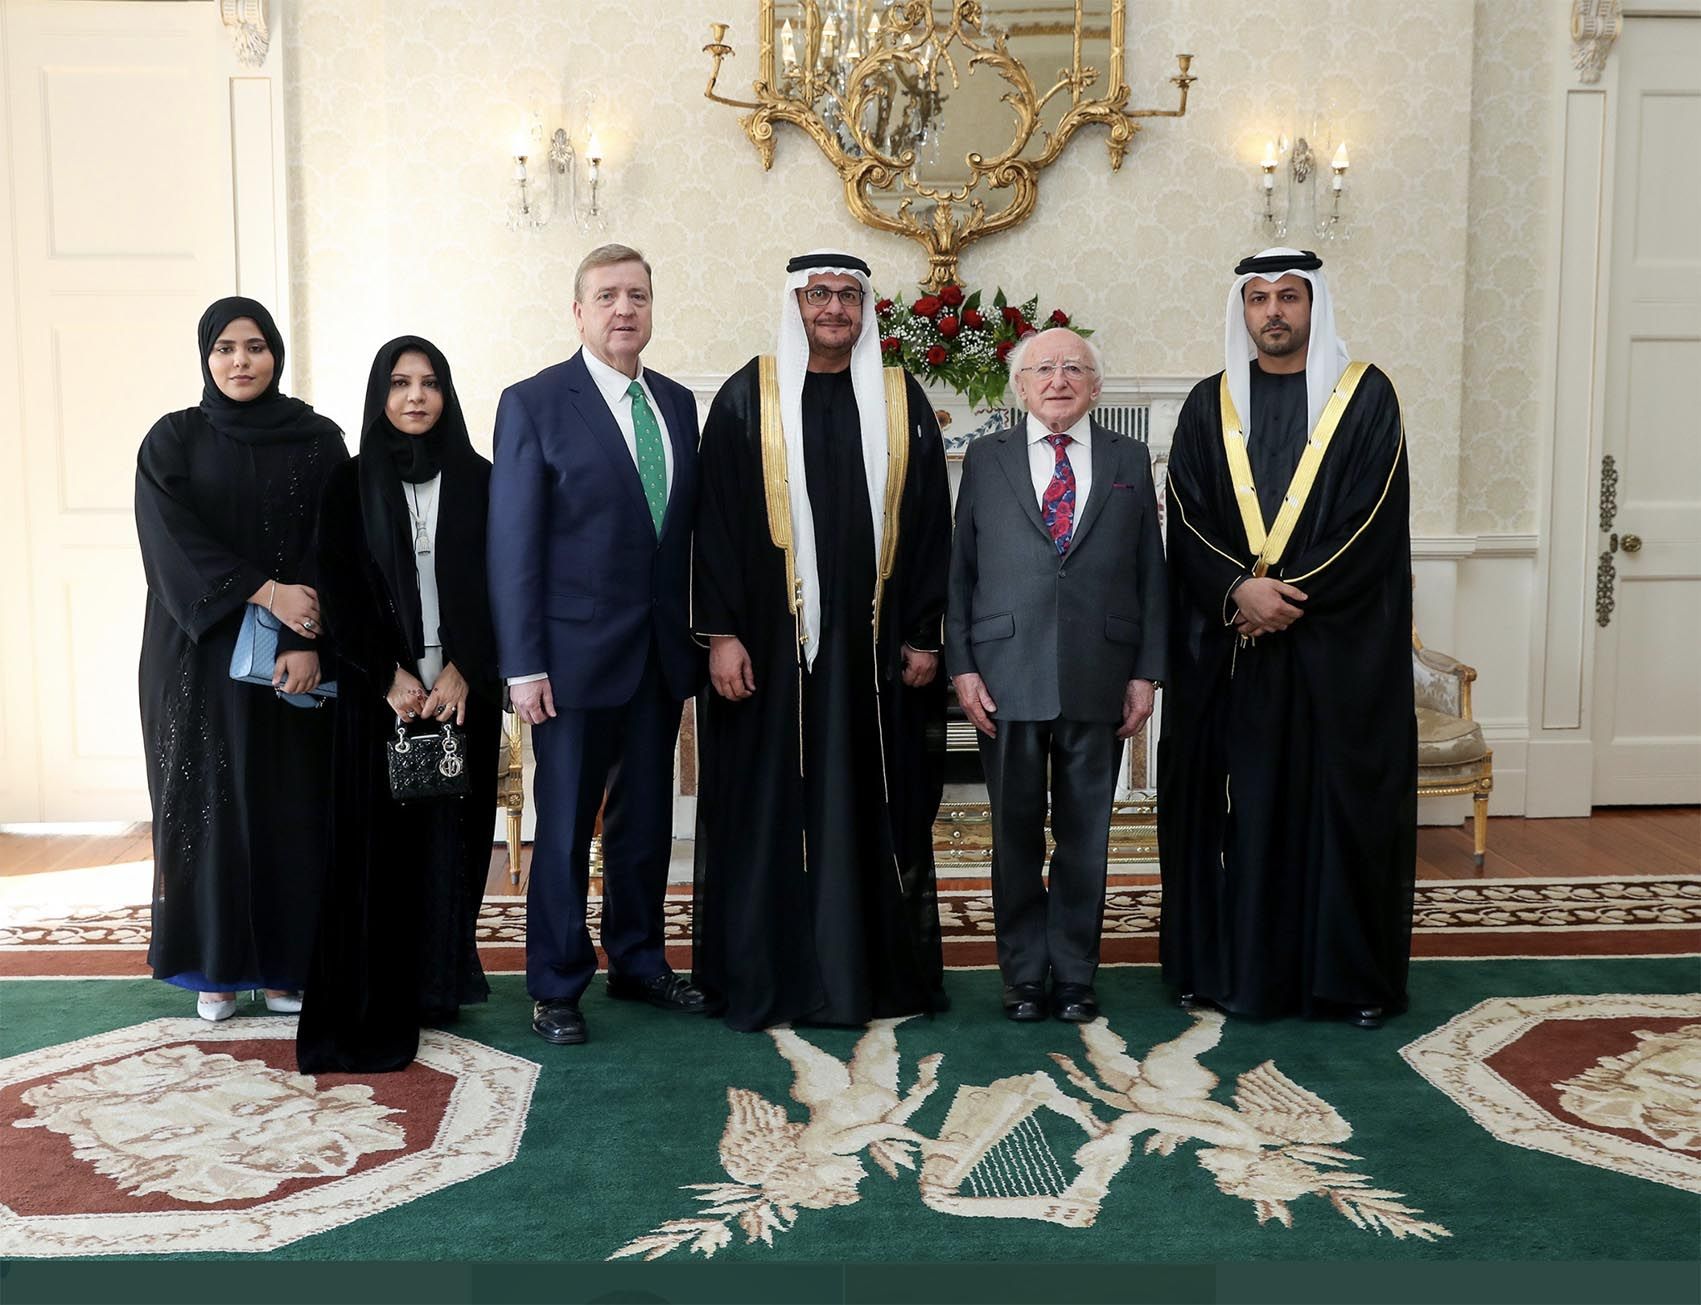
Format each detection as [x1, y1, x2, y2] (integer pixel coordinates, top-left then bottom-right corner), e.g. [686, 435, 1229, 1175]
[612, 1012, 1448, 1259]
[610, 1018, 946, 1260]
[1025, 1011, 1450, 1237]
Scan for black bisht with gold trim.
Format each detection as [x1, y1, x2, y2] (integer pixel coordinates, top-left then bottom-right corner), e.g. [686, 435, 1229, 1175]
[1157, 360, 1417, 1018]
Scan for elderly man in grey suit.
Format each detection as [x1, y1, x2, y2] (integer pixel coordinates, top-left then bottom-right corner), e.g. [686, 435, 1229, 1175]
[945, 327, 1167, 1023]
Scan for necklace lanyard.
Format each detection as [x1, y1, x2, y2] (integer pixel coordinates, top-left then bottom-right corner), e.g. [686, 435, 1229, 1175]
[407, 480, 435, 556]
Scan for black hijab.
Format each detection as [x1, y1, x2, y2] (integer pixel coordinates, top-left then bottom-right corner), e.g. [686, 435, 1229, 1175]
[357, 336, 482, 661]
[196, 297, 336, 443]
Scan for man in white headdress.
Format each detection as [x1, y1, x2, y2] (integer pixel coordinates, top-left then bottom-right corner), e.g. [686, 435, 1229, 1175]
[1158, 248, 1416, 1029]
[691, 251, 952, 1031]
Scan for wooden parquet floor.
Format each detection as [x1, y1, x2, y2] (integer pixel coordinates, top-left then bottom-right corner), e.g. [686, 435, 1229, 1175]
[2, 808, 1695, 898]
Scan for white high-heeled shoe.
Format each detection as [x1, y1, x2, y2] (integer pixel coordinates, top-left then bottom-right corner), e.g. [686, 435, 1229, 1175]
[262, 990, 303, 1013]
[197, 993, 237, 1022]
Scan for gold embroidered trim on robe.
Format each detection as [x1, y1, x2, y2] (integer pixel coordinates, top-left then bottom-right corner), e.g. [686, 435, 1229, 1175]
[1218, 361, 1370, 576]
[872, 365, 910, 629]
[756, 355, 800, 616]
[757, 356, 911, 630]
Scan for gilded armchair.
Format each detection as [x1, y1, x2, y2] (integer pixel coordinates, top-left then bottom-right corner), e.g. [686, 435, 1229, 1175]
[1413, 627, 1494, 867]
[497, 711, 526, 884]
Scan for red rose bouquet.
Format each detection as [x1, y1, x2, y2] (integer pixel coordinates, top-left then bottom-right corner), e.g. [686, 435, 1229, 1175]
[876, 284, 1092, 409]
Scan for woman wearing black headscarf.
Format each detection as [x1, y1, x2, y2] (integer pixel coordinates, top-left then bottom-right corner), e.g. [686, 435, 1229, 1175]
[136, 297, 346, 1021]
[296, 336, 499, 1073]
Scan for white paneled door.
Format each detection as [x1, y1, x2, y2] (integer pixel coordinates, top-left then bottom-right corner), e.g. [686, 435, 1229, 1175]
[0, 1, 271, 819]
[1591, 15, 1701, 805]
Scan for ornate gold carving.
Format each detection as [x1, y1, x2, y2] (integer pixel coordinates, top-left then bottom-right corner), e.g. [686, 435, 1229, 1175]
[704, 2, 1195, 288]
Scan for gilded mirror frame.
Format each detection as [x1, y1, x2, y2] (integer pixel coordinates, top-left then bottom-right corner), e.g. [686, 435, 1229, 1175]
[704, 1, 1194, 288]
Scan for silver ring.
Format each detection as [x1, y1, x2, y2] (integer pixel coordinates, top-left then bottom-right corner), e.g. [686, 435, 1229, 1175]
[405, 710, 416, 719]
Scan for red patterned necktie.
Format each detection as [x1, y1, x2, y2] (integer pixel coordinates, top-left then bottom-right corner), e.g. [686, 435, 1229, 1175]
[1041, 432, 1076, 554]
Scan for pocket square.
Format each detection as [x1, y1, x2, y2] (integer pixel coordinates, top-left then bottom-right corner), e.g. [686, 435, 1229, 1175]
[1112, 482, 1138, 490]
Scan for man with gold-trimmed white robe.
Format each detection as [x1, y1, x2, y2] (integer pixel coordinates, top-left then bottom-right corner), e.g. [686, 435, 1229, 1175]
[691, 251, 952, 1032]
[1158, 248, 1416, 1029]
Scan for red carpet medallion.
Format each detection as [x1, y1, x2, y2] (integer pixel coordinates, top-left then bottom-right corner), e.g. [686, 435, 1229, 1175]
[0, 1018, 537, 1255]
[1401, 993, 1701, 1193]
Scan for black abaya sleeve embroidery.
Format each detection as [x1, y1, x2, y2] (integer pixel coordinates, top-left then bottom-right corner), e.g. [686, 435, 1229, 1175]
[276, 433, 348, 657]
[135, 415, 268, 642]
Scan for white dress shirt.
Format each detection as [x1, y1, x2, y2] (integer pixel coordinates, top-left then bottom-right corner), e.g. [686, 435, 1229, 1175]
[582, 346, 675, 496]
[508, 349, 676, 688]
[403, 473, 445, 689]
[1025, 411, 1093, 519]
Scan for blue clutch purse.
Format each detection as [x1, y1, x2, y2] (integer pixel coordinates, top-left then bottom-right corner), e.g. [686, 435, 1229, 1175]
[229, 603, 338, 709]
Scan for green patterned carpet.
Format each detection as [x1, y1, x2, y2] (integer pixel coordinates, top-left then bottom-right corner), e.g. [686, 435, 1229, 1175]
[2, 957, 1696, 1281]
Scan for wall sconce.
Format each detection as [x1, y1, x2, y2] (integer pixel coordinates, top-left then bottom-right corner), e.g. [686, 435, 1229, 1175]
[507, 117, 548, 230]
[584, 129, 605, 223]
[503, 110, 609, 232]
[1254, 129, 1351, 243]
[1322, 141, 1350, 240]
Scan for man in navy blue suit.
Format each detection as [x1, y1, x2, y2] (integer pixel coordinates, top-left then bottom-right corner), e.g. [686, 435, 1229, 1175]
[488, 243, 707, 1046]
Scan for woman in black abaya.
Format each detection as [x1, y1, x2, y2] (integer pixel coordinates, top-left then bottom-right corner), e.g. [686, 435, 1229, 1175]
[296, 336, 499, 1073]
[135, 297, 345, 1021]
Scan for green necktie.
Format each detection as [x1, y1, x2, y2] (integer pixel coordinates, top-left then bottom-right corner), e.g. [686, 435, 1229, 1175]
[626, 379, 668, 535]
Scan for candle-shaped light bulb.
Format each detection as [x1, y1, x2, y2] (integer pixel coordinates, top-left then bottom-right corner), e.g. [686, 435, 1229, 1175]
[1262, 140, 1277, 167]
[587, 130, 603, 163]
[867, 11, 881, 42]
[846, 33, 861, 62]
[781, 17, 798, 67]
[1332, 141, 1349, 170]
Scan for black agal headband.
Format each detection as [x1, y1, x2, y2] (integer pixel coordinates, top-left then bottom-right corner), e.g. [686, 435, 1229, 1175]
[1233, 249, 1323, 276]
[786, 252, 871, 276]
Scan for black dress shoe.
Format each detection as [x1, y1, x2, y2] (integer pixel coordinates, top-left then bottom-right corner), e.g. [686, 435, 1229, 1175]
[1052, 983, 1100, 1023]
[1177, 991, 1218, 1013]
[929, 986, 952, 1013]
[606, 970, 708, 1014]
[1346, 1005, 1386, 1029]
[532, 999, 586, 1045]
[1001, 982, 1046, 1022]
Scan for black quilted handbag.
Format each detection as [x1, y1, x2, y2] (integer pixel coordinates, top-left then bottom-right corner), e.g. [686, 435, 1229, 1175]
[386, 718, 470, 802]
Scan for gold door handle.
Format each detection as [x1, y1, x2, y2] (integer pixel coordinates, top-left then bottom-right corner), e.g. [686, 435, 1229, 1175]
[1620, 532, 1643, 554]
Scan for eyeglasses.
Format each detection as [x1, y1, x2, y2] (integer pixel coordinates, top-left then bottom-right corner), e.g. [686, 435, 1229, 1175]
[800, 286, 865, 307]
[1018, 361, 1094, 381]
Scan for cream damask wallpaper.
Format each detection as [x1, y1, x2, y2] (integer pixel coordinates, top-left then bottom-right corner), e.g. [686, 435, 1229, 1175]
[1458, 0, 1561, 535]
[283, 0, 1563, 537]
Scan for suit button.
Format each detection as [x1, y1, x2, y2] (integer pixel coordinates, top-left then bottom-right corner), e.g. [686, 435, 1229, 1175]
[1058, 568, 1067, 577]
